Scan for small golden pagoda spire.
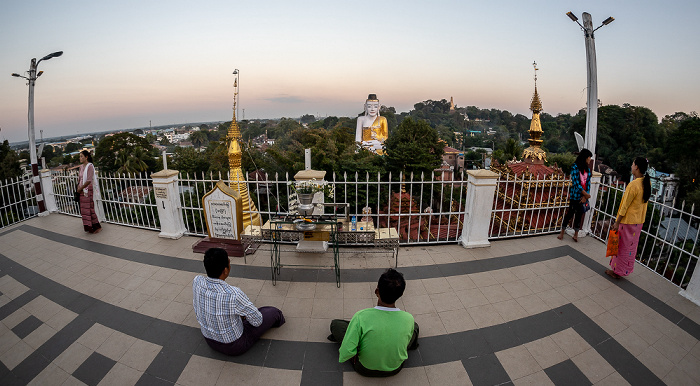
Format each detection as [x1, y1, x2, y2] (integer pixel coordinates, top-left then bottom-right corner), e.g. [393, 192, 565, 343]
[228, 72, 261, 227]
[522, 61, 547, 164]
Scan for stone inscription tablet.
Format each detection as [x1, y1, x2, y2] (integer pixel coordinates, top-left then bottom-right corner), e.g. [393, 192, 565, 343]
[201, 180, 243, 240]
[208, 200, 234, 238]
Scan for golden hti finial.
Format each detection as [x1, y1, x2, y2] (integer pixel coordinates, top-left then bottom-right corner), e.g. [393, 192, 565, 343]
[522, 61, 546, 164]
[227, 70, 261, 227]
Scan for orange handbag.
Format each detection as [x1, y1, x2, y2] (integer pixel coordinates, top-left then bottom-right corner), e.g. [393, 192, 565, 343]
[606, 230, 619, 257]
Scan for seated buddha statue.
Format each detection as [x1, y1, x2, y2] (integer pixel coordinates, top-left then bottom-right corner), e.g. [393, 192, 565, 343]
[355, 94, 388, 155]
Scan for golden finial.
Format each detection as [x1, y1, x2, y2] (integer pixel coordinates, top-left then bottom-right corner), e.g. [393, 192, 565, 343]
[226, 69, 261, 227]
[523, 61, 546, 164]
[530, 62, 542, 113]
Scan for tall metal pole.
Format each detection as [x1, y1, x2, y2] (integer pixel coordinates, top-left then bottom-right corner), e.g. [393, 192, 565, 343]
[582, 13, 598, 163]
[27, 58, 45, 213]
[12, 51, 63, 215]
[567, 12, 613, 164]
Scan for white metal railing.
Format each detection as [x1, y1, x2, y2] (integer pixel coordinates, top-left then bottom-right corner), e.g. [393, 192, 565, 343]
[591, 176, 699, 289]
[52, 170, 160, 230]
[0, 173, 38, 230]
[98, 172, 159, 230]
[52, 170, 80, 217]
[179, 170, 468, 244]
[489, 172, 571, 238]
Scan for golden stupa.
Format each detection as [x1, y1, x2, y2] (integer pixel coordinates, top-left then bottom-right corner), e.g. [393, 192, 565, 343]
[522, 62, 547, 164]
[228, 76, 261, 228]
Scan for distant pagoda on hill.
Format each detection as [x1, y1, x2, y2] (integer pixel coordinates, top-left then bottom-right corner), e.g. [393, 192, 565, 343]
[489, 62, 570, 236]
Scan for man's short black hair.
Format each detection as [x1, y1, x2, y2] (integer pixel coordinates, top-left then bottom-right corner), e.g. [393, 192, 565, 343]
[203, 248, 229, 278]
[377, 268, 406, 304]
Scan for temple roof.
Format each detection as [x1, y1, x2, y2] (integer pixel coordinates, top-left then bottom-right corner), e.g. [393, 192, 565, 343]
[507, 161, 562, 178]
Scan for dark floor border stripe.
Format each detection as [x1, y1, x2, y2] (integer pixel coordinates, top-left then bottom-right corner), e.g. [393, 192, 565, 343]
[0, 250, 661, 386]
[14, 224, 572, 282]
[0, 227, 693, 384]
[565, 248, 700, 341]
[8, 224, 700, 341]
[544, 359, 591, 386]
[8, 317, 94, 385]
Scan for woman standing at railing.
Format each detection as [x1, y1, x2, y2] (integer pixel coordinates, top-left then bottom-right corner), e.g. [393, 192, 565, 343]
[606, 157, 651, 279]
[77, 150, 102, 234]
[558, 149, 592, 242]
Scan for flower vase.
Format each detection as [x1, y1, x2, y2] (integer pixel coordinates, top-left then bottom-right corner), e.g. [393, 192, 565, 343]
[298, 193, 315, 217]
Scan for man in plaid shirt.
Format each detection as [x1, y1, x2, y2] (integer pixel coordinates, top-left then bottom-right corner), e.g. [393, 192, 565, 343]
[193, 248, 285, 355]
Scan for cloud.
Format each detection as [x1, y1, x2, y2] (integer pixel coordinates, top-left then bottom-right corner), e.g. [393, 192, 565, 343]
[263, 95, 307, 104]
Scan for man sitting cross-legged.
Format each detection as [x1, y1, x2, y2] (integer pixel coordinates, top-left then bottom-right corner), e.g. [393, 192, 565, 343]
[193, 248, 285, 355]
[329, 268, 419, 377]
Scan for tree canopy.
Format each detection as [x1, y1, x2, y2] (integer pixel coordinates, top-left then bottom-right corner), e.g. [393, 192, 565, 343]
[94, 132, 157, 174]
[0, 140, 21, 181]
[384, 117, 444, 176]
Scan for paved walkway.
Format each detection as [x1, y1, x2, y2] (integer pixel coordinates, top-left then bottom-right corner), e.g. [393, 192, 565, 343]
[0, 215, 699, 385]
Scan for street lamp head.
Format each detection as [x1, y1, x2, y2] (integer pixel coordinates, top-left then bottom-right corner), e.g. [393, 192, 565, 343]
[11, 73, 21, 77]
[566, 12, 578, 22]
[233, 69, 239, 75]
[40, 51, 63, 61]
[602, 17, 615, 26]
[37, 71, 44, 77]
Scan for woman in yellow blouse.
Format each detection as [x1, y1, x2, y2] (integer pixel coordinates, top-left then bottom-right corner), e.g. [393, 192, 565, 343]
[607, 157, 651, 279]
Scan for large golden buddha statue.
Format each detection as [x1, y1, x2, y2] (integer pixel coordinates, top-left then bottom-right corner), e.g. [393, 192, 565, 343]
[355, 94, 388, 155]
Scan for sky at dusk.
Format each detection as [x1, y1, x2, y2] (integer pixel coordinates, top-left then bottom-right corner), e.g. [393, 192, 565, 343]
[1, 0, 699, 143]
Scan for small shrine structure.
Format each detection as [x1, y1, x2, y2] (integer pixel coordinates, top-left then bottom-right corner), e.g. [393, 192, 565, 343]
[489, 63, 570, 236]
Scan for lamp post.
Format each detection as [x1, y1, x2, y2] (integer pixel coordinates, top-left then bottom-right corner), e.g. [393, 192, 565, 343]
[566, 12, 614, 163]
[11, 51, 63, 215]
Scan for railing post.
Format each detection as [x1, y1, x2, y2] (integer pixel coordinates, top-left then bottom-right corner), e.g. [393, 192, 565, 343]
[151, 169, 186, 239]
[459, 169, 499, 248]
[582, 171, 602, 236]
[40, 169, 57, 214]
[93, 171, 106, 222]
[680, 268, 700, 306]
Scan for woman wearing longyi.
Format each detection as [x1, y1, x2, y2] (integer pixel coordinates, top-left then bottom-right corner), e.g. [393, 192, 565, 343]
[557, 149, 592, 242]
[606, 157, 651, 279]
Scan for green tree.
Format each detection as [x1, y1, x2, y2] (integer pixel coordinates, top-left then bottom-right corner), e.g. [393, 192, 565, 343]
[503, 138, 523, 161]
[668, 117, 700, 205]
[546, 152, 577, 174]
[145, 133, 157, 144]
[384, 117, 444, 177]
[171, 147, 210, 175]
[95, 132, 155, 174]
[594, 104, 663, 179]
[115, 147, 149, 175]
[300, 114, 316, 124]
[65, 142, 82, 153]
[190, 130, 208, 148]
[0, 140, 22, 180]
[40, 145, 56, 163]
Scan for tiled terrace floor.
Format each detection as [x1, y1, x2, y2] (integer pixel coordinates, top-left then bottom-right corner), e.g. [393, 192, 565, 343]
[1, 215, 700, 385]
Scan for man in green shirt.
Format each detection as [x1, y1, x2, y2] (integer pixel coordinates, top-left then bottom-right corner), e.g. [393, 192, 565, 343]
[328, 269, 419, 377]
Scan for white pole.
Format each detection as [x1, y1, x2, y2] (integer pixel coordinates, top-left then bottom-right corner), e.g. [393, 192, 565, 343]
[583, 12, 598, 162]
[305, 149, 311, 170]
[27, 58, 47, 214]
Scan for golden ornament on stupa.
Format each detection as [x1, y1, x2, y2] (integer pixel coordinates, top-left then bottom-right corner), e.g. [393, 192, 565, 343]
[522, 61, 547, 164]
[228, 76, 261, 228]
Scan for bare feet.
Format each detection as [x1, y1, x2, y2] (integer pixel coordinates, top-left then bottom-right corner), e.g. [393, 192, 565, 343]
[605, 269, 621, 279]
[557, 231, 564, 240]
